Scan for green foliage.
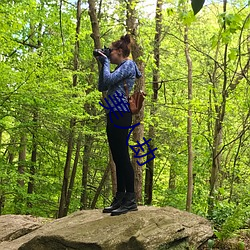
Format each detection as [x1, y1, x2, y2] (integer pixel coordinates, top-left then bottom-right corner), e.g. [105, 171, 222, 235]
[209, 200, 236, 226]
[214, 204, 250, 240]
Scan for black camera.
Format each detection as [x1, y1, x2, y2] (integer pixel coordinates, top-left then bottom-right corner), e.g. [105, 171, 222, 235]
[93, 46, 111, 58]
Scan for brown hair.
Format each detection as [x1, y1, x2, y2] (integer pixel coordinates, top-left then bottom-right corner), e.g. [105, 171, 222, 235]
[112, 34, 131, 57]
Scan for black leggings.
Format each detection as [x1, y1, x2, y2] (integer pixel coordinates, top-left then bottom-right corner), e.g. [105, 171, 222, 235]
[106, 111, 134, 193]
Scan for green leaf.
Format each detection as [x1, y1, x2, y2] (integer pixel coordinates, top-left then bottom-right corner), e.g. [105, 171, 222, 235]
[210, 34, 218, 49]
[221, 29, 232, 44]
[228, 48, 238, 61]
[191, 0, 205, 15]
[181, 10, 196, 26]
[208, 239, 215, 249]
[167, 8, 174, 16]
[238, 242, 245, 250]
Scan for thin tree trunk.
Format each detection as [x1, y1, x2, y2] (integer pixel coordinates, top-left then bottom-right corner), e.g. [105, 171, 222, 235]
[18, 135, 26, 187]
[27, 6, 42, 206]
[28, 131, 36, 193]
[1, 128, 6, 213]
[0, 127, 4, 213]
[126, 0, 145, 203]
[58, 119, 75, 218]
[80, 143, 88, 210]
[72, 0, 81, 88]
[168, 166, 176, 189]
[80, 135, 93, 210]
[81, 0, 102, 210]
[168, 95, 177, 190]
[0, 129, 5, 213]
[0, 129, 2, 147]
[109, 150, 117, 196]
[0, 193, 4, 215]
[207, 14, 220, 215]
[91, 164, 110, 209]
[208, 16, 250, 213]
[7, 137, 15, 164]
[184, 25, 193, 212]
[27, 110, 38, 208]
[229, 33, 250, 201]
[58, 0, 81, 218]
[88, 0, 117, 199]
[15, 134, 27, 214]
[208, 0, 227, 216]
[27, 21, 36, 203]
[88, 0, 101, 49]
[229, 136, 242, 202]
[63, 0, 82, 216]
[64, 133, 82, 215]
[144, 0, 162, 205]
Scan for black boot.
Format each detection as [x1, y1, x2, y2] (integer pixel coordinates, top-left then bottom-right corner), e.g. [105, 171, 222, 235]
[111, 192, 138, 216]
[103, 192, 125, 213]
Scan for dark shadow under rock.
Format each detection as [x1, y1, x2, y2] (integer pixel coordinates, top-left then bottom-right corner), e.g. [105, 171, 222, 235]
[19, 235, 102, 250]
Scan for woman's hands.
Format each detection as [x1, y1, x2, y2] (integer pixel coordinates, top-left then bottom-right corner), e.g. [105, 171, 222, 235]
[96, 51, 108, 64]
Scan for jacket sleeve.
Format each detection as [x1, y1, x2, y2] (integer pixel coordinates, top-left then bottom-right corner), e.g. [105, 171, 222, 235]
[98, 65, 108, 91]
[100, 59, 133, 89]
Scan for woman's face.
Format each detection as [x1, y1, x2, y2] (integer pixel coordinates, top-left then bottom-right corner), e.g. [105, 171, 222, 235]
[109, 46, 124, 65]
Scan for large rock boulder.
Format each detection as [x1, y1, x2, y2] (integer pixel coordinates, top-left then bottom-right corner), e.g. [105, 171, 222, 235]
[0, 206, 214, 250]
[0, 214, 49, 243]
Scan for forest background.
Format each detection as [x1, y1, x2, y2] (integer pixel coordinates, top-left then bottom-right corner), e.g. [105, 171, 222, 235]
[0, 0, 249, 244]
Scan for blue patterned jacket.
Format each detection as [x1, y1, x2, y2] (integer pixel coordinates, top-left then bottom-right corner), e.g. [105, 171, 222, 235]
[98, 58, 142, 113]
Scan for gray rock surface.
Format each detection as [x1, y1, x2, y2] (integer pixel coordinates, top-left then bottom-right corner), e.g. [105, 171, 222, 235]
[0, 214, 48, 243]
[0, 206, 214, 250]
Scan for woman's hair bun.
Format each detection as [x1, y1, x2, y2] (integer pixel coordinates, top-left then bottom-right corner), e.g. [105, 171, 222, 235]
[120, 34, 131, 45]
[112, 34, 131, 57]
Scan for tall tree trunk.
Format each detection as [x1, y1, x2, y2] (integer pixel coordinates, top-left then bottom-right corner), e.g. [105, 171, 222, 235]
[144, 0, 162, 205]
[18, 135, 26, 187]
[27, 110, 38, 207]
[63, 0, 82, 217]
[110, 151, 117, 196]
[184, 25, 193, 212]
[168, 166, 176, 189]
[27, 5, 42, 205]
[72, 0, 81, 88]
[91, 163, 110, 209]
[80, 135, 93, 210]
[168, 95, 177, 190]
[0, 127, 4, 214]
[87, 0, 117, 199]
[28, 131, 36, 193]
[0, 129, 2, 147]
[208, 0, 227, 216]
[0, 129, 4, 214]
[2, 137, 16, 214]
[58, 119, 75, 218]
[81, 0, 101, 205]
[15, 134, 27, 214]
[64, 133, 82, 215]
[0, 193, 4, 215]
[87, 0, 101, 50]
[7, 137, 15, 164]
[208, 14, 250, 211]
[126, 0, 145, 203]
[58, 0, 82, 218]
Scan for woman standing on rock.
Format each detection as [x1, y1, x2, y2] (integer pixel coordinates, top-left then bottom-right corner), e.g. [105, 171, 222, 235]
[95, 34, 141, 216]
